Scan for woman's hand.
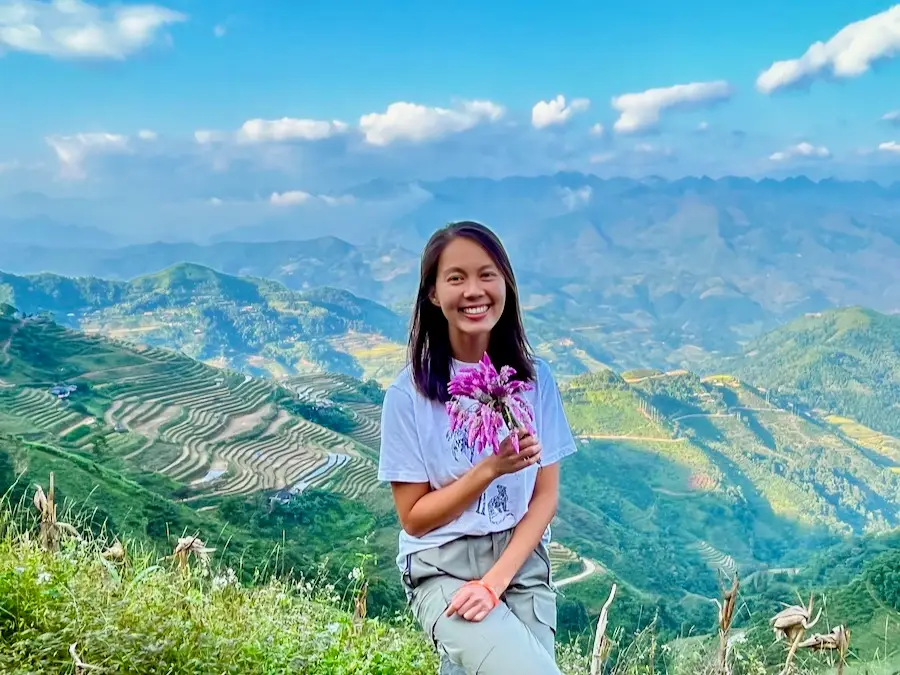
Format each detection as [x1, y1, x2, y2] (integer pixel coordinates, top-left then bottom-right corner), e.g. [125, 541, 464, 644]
[445, 580, 500, 622]
[482, 430, 542, 479]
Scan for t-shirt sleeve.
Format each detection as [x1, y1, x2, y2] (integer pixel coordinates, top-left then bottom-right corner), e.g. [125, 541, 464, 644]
[536, 360, 578, 466]
[377, 384, 430, 483]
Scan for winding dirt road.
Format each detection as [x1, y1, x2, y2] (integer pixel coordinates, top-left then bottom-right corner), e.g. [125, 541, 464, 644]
[555, 558, 603, 587]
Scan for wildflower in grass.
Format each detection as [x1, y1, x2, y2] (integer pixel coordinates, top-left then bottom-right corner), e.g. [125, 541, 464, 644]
[446, 352, 536, 455]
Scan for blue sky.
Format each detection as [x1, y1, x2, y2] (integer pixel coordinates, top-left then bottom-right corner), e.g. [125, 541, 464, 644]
[1, 0, 899, 217]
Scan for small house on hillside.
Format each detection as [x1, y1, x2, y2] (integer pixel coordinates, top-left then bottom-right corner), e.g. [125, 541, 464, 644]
[267, 488, 297, 511]
[49, 384, 78, 399]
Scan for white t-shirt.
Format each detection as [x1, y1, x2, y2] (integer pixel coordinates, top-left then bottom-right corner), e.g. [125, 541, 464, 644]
[377, 356, 578, 571]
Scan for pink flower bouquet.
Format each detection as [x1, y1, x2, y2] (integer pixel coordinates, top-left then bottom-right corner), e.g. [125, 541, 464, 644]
[446, 353, 536, 456]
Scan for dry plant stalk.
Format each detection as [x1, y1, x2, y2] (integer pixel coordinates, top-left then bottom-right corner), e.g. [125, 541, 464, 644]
[353, 580, 368, 623]
[799, 625, 851, 675]
[715, 573, 740, 675]
[33, 472, 79, 552]
[771, 593, 822, 675]
[590, 583, 617, 675]
[69, 642, 102, 673]
[173, 534, 215, 572]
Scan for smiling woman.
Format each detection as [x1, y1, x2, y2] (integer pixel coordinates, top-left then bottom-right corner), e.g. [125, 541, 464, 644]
[432, 237, 508, 355]
[377, 221, 578, 674]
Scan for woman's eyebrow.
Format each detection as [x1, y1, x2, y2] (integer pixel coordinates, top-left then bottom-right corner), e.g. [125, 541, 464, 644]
[443, 264, 496, 274]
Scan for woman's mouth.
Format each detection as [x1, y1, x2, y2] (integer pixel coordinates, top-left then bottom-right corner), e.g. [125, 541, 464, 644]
[460, 304, 491, 318]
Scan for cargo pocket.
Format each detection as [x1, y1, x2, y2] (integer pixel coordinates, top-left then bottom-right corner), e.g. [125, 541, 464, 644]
[532, 592, 558, 636]
[409, 580, 451, 651]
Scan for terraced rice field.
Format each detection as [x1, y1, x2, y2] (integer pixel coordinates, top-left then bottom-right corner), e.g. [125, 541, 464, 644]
[0, 388, 87, 437]
[694, 540, 738, 577]
[547, 541, 584, 577]
[825, 415, 900, 464]
[285, 372, 383, 454]
[0, 332, 383, 503]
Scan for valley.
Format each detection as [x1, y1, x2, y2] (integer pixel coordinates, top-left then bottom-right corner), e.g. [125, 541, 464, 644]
[2, 299, 899, 666]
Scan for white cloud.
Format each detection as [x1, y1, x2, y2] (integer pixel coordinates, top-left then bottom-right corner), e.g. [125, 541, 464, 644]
[270, 190, 312, 206]
[589, 122, 605, 137]
[879, 140, 900, 153]
[0, 0, 186, 60]
[611, 81, 732, 133]
[696, 121, 710, 132]
[531, 95, 590, 129]
[213, 24, 226, 38]
[589, 152, 616, 164]
[359, 100, 505, 145]
[320, 194, 355, 206]
[756, 5, 900, 94]
[769, 142, 831, 162]
[137, 129, 158, 141]
[882, 110, 900, 125]
[0, 159, 19, 173]
[237, 117, 349, 143]
[45, 132, 130, 179]
[194, 129, 225, 145]
[262, 191, 357, 207]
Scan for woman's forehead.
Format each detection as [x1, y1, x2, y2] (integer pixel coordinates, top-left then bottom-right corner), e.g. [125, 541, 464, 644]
[438, 237, 496, 270]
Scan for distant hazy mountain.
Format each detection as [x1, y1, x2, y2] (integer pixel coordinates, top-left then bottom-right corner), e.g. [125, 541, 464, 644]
[0, 215, 119, 248]
[0, 238, 420, 307]
[3, 174, 900, 374]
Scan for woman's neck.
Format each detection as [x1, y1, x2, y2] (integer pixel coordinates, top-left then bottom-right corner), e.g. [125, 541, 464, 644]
[449, 331, 490, 364]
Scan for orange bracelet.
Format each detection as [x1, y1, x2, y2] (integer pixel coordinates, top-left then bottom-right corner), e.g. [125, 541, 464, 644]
[465, 579, 500, 608]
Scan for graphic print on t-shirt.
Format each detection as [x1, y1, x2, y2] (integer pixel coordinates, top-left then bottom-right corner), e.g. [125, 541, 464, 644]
[447, 422, 516, 526]
[447, 424, 477, 465]
[475, 484, 515, 525]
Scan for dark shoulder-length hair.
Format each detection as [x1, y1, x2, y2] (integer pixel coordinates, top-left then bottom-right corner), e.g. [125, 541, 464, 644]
[408, 220, 535, 403]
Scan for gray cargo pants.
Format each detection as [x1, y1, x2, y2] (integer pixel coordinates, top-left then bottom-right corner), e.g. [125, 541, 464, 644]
[401, 529, 561, 675]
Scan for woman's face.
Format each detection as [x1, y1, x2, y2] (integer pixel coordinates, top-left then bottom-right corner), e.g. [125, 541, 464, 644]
[431, 236, 507, 347]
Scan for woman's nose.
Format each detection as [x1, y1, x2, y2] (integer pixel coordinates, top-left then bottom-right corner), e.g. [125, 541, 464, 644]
[463, 280, 484, 297]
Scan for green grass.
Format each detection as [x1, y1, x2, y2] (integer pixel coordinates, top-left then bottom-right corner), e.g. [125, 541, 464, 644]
[5, 482, 892, 675]
[0, 506, 438, 674]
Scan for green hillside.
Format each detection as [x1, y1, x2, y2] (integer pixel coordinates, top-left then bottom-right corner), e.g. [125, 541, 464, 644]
[3, 305, 900, 664]
[0, 264, 407, 384]
[0, 309, 414, 615]
[720, 307, 900, 437]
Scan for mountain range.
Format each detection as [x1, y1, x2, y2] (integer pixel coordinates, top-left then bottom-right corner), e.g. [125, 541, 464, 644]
[0, 264, 406, 383]
[3, 173, 900, 378]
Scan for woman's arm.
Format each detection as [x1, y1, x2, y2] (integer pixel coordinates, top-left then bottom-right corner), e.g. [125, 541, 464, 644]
[481, 461, 559, 595]
[391, 432, 543, 538]
[391, 462, 496, 538]
[444, 454, 559, 622]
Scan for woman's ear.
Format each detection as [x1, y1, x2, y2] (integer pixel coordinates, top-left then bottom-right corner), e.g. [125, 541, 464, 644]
[428, 289, 440, 307]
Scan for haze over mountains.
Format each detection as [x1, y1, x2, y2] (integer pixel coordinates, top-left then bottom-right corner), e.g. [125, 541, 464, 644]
[4, 173, 900, 376]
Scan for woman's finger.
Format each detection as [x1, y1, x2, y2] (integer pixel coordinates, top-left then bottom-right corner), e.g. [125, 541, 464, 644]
[463, 604, 488, 621]
[445, 588, 472, 617]
[472, 608, 491, 622]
